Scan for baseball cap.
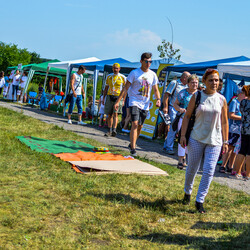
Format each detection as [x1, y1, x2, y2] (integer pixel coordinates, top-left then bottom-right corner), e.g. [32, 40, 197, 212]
[113, 63, 120, 68]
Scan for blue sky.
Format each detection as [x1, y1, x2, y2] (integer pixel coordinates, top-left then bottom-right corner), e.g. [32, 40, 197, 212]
[1, 0, 250, 63]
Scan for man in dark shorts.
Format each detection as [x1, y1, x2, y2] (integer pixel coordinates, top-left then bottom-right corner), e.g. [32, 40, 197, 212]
[114, 52, 161, 156]
[102, 63, 126, 137]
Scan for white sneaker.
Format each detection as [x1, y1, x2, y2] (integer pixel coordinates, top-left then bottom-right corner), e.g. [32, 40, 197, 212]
[77, 121, 86, 125]
[68, 119, 72, 124]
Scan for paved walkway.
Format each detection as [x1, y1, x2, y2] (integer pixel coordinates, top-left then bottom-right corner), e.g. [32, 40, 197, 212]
[0, 101, 249, 194]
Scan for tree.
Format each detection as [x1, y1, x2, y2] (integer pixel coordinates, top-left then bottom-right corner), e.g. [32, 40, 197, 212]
[0, 42, 32, 71]
[157, 39, 181, 60]
[29, 52, 43, 64]
[0, 41, 42, 71]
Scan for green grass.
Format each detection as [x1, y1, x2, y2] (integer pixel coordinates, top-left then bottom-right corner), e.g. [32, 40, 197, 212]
[0, 106, 249, 249]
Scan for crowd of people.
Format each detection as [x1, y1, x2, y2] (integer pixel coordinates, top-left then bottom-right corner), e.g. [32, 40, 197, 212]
[0, 70, 28, 102]
[1, 52, 249, 213]
[64, 52, 250, 213]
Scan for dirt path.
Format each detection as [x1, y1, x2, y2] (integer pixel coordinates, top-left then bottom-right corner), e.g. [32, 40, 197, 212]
[1, 101, 249, 195]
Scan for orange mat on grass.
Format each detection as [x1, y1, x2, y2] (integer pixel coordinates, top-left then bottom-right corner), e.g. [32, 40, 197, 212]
[54, 151, 133, 161]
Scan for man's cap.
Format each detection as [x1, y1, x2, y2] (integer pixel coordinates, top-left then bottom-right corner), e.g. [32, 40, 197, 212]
[113, 63, 120, 68]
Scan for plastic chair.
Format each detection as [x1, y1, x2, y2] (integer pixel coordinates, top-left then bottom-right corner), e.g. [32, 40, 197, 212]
[28, 91, 38, 105]
[54, 95, 62, 103]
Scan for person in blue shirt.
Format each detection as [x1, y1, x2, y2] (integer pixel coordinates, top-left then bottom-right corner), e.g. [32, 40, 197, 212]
[162, 71, 190, 155]
[219, 88, 246, 173]
[173, 74, 198, 169]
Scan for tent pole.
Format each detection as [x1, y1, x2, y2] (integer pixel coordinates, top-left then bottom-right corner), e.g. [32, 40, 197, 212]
[44, 67, 50, 90]
[84, 78, 87, 110]
[92, 69, 99, 124]
[63, 65, 72, 117]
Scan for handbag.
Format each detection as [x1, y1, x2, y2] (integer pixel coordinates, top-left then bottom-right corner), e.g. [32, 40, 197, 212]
[172, 113, 182, 131]
[178, 91, 201, 146]
[65, 93, 73, 104]
[65, 81, 81, 104]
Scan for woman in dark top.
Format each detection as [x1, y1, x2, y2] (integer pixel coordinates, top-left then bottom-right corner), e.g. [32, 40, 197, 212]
[231, 85, 250, 180]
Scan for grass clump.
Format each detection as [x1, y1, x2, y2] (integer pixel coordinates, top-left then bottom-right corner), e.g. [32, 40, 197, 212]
[0, 106, 249, 249]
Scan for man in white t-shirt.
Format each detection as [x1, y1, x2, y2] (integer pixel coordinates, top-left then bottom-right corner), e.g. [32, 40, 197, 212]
[114, 52, 161, 156]
[12, 70, 21, 101]
[67, 65, 86, 125]
[18, 71, 28, 102]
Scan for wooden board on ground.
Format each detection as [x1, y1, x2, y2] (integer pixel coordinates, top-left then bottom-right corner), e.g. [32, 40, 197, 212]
[69, 159, 168, 176]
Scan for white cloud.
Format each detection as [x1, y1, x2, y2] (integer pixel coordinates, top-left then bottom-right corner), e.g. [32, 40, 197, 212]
[105, 28, 162, 48]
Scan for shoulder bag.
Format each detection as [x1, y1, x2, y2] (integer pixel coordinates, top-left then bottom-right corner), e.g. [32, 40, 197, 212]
[178, 91, 201, 146]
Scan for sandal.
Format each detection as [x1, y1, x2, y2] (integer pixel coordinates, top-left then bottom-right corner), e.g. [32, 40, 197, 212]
[182, 193, 191, 205]
[177, 162, 184, 169]
[219, 166, 226, 173]
[195, 201, 206, 214]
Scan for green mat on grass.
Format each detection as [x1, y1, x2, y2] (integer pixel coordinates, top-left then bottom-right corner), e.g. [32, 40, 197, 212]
[16, 136, 94, 154]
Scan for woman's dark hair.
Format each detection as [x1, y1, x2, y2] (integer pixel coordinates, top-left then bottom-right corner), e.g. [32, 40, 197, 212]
[0, 71, 4, 77]
[79, 65, 86, 71]
[141, 52, 152, 61]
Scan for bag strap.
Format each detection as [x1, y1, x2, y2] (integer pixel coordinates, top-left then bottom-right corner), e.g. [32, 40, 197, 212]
[192, 91, 201, 115]
[73, 73, 82, 92]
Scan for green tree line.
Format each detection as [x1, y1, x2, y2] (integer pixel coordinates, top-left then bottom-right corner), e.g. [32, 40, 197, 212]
[0, 41, 43, 71]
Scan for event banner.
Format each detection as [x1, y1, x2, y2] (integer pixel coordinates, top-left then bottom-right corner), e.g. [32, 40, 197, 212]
[140, 64, 172, 139]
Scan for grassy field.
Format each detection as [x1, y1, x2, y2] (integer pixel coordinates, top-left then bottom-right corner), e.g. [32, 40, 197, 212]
[0, 106, 249, 249]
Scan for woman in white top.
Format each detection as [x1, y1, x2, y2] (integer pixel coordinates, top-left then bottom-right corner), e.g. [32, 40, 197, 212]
[180, 69, 228, 213]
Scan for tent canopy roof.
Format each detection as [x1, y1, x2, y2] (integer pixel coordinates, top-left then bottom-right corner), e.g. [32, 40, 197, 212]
[104, 58, 184, 74]
[165, 56, 250, 75]
[47, 57, 101, 70]
[72, 57, 130, 71]
[30, 60, 67, 75]
[7, 60, 67, 76]
[218, 60, 250, 81]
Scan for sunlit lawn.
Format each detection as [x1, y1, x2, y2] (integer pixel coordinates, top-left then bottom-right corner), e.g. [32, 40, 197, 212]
[0, 106, 249, 249]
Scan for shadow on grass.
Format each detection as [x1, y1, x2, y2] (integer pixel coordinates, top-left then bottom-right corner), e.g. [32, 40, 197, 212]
[128, 221, 250, 249]
[89, 192, 183, 214]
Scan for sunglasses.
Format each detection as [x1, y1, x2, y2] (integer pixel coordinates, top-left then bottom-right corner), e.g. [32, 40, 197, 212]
[144, 60, 153, 64]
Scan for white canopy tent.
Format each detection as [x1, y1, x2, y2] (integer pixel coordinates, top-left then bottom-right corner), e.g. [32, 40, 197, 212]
[44, 57, 101, 112]
[218, 60, 250, 79]
[44, 57, 101, 89]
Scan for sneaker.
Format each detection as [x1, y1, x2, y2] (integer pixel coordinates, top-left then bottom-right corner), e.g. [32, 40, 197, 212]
[128, 143, 136, 150]
[77, 121, 87, 125]
[195, 201, 206, 214]
[177, 162, 184, 170]
[229, 174, 243, 180]
[112, 130, 117, 137]
[226, 167, 233, 173]
[182, 193, 191, 205]
[68, 119, 72, 124]
[165, 150, 175, 155]
[243, 176, 249, 181]
[104, 132, 111, 137]
[130, 149, 137, 157]
[122, 128, 130, 133]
